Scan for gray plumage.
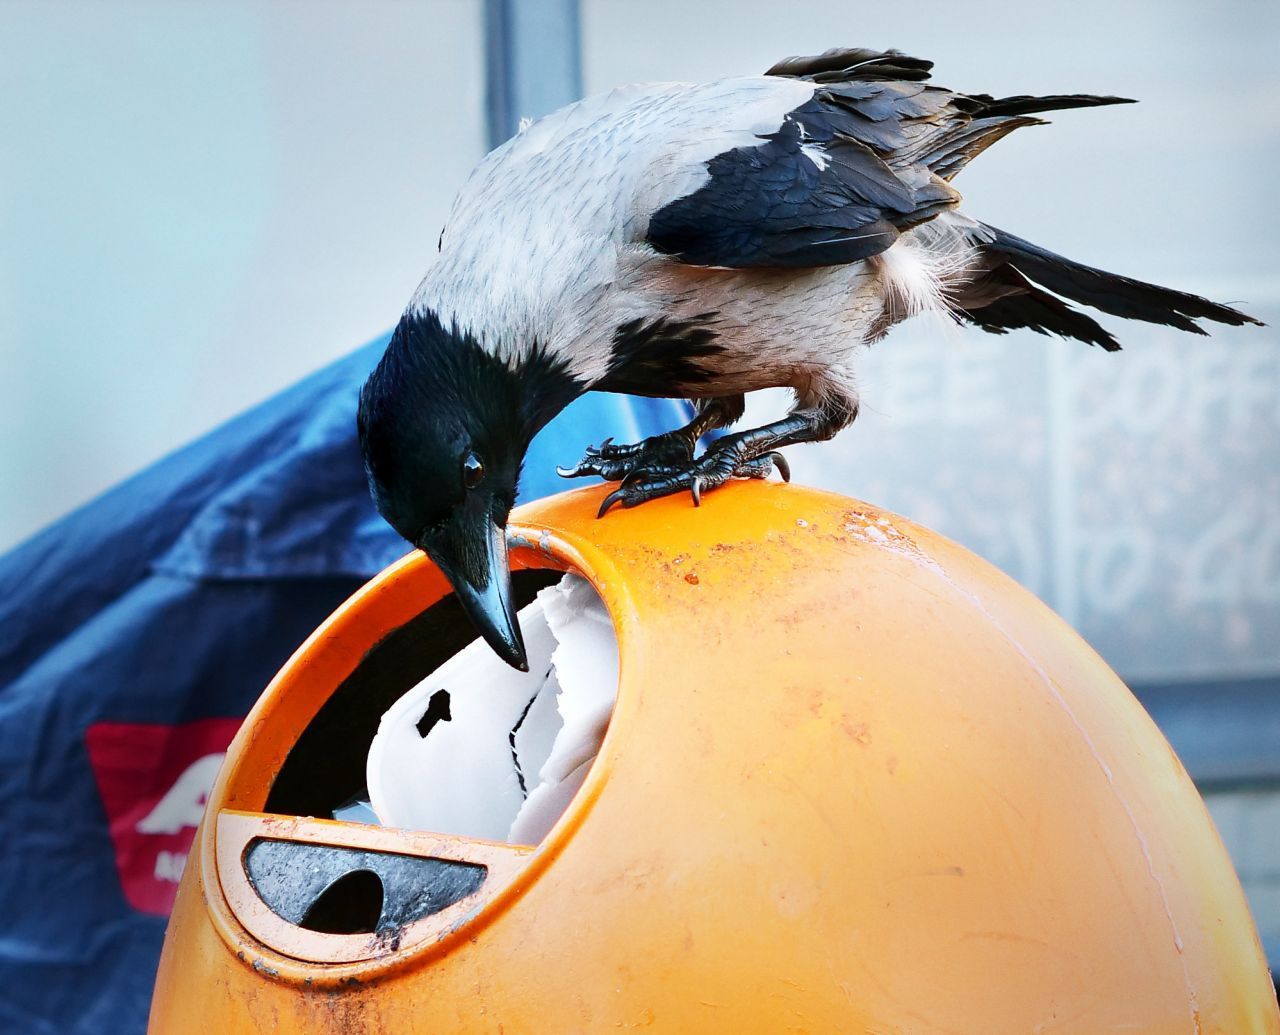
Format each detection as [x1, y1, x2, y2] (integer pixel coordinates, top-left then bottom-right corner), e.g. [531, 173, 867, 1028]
[413, 47, 1255, 423]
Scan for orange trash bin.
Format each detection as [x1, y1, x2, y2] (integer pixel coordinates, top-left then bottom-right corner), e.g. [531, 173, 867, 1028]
[148, 481, 1279, 1034]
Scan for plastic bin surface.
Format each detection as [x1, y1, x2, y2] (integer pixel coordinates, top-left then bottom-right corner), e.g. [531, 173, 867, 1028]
[148, 481, 1279, 1034]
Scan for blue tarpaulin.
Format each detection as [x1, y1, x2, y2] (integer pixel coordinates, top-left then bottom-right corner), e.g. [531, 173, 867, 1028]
[0, 333, 689, 1035]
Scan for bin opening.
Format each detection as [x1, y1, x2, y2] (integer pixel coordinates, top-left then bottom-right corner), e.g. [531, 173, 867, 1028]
[266, 569, 561, 819]
[265, 570, 620, 848]
[366, 574, 619, 845]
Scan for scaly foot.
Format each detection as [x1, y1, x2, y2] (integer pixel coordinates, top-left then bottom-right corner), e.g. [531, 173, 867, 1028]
[557, 427, 699, 483]
[594, 444, 789, 517]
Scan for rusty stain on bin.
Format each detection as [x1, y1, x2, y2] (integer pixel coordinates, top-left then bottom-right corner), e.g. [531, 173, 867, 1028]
[149, 481, 1279, 1034]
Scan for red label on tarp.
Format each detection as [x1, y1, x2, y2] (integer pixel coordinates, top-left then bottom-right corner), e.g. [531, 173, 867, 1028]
[85, 718, 242, 916]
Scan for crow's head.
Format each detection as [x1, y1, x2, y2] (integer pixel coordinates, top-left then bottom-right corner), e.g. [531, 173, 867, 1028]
[358, 310, 581, 670]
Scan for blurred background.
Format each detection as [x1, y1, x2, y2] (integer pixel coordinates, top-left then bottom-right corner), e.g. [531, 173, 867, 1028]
[2, 0, 1277, 969]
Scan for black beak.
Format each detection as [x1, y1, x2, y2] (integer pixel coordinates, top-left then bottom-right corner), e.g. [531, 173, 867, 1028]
[419, 503, 528, 671]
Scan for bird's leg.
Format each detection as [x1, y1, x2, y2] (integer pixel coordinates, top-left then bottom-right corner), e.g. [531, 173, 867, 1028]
[558, 397, 741, 483]
[596, 396, 857, 516]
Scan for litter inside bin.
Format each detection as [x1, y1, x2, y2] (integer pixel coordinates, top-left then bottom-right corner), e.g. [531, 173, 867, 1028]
[366, 574, 618, 845]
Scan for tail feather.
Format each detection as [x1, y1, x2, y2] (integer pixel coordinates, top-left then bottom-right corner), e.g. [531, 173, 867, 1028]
[970, 225, 1264, 345]
[965, 93, 1136, 117]
[927, 96, 1134, 182]
[962, 292, 1120, 350]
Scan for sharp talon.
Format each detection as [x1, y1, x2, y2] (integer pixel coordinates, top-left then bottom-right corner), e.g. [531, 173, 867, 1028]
[598, 489, 625, 518]
[771, 452, 791, 483]
[599, 437, 614, 450]
[690, 476, 702, 508]
[557, 464, 581, 478]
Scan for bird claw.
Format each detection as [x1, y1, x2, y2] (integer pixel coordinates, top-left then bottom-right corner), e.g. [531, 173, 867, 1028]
[559, 429, 699, 484]
[597, 488, 627, 518]
[594, 447, 791, 517]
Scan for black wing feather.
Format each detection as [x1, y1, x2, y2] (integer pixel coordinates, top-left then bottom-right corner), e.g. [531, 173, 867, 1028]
[646, 87, 960, 268]
[647, 47, 1134, 272]
[764, 47, 934, 82]
[647, 102, 949, 268]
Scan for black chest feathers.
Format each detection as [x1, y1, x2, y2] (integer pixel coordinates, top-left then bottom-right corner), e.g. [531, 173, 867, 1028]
[596, 313, 729, 398]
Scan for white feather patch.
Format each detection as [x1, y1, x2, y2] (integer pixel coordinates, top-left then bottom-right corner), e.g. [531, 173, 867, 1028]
[800, 142, 828, 171]
[875, 229, 973, 322]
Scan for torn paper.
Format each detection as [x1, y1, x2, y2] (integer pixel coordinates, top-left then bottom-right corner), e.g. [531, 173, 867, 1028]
[366, 574, 619, 844]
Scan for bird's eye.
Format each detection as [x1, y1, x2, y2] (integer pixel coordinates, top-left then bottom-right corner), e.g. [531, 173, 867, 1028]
[461, 451, 485, 489]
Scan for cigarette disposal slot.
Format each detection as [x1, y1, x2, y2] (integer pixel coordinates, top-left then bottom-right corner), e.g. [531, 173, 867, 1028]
[245, 838, 488, 936]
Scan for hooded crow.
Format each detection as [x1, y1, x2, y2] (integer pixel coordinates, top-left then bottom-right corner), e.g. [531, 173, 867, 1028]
[358, 46, 1262, 669]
